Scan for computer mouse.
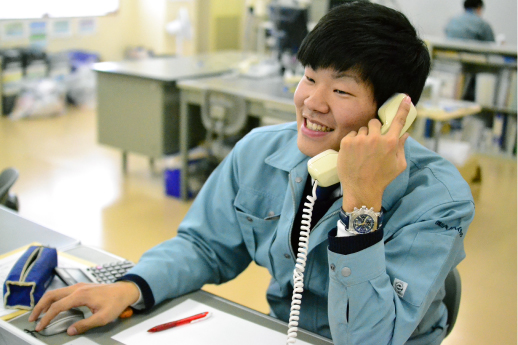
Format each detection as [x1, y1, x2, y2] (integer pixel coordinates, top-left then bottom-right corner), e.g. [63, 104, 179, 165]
[36, 308, 85, 336]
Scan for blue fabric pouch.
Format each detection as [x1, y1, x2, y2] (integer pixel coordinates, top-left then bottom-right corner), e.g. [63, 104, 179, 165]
[3, 246, 57, 310]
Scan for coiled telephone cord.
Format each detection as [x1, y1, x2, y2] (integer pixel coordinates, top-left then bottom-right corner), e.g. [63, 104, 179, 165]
[286, 181, 318, 344]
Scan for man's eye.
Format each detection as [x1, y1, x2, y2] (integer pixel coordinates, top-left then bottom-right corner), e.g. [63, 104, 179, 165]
[305, 75, 315, 83]
[335, 89, 348, 95]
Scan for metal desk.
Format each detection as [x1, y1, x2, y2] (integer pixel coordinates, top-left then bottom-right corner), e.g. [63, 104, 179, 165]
[177, 73, 296, 200]
[0, 204, 332, 345]
[93, 52, 257, 172]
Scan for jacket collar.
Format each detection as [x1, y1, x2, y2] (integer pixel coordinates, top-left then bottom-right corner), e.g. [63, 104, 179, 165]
[264, 134, 308, 172]
[264, 131, 411, 213]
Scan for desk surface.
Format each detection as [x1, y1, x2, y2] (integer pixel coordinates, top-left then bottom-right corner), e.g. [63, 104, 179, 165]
[93, 51, 257, 82]
[0, 206, 332, 345]
[424, 35, 517, 56]
[177, 72, 296, 113]
[416, 98, 482, 122]
[4, 289, 333, 345]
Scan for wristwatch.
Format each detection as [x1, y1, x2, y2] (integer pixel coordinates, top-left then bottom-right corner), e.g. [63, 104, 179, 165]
[339, 206, 383, 235]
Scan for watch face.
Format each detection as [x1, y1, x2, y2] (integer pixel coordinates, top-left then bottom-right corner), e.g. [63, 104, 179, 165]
[352, 214, 375, 234]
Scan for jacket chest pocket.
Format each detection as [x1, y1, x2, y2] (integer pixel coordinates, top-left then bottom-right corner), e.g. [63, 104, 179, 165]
[234, 187, 283, 269]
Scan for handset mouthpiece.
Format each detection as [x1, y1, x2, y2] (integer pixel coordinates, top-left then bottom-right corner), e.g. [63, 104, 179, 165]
[307, 149, 340, 187]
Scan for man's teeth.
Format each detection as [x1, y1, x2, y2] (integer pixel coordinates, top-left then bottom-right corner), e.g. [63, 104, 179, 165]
[306, 119, 332, 132]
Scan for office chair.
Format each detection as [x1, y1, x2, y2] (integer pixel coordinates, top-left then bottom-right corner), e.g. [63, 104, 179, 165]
[0, 167, 20, 211]
[201, 90, 247, 161]
[444, 267, 462, 337]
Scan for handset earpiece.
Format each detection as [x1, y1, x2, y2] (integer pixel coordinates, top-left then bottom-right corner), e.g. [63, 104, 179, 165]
[378, 93, 417, 137]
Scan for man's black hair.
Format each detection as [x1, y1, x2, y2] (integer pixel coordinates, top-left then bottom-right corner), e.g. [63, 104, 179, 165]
[464, 0, 484, 9]
[297, 1, 431, 107]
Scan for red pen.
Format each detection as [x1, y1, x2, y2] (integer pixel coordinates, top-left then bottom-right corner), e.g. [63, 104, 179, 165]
[147, 311, 212, 333]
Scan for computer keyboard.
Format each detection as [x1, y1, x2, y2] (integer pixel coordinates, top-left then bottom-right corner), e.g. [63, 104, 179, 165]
[85, 260, 135, 283]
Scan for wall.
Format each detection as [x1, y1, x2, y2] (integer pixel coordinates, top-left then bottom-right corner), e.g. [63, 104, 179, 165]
[2, 0, 513, 62]
[133, 0, 167, 56]
[0, 0, 138, 61]
[0, 0, 199, 61]
[208, 0, 245, 51]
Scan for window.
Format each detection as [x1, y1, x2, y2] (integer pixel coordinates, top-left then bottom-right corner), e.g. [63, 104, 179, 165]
[0, 0, 119, 20]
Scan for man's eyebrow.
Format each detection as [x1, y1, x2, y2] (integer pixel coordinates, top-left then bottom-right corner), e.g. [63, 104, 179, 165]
[333, 72, 361, 83]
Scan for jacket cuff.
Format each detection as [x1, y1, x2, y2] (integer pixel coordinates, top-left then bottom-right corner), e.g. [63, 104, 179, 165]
[328, 227, 384, 255]
[116, 274, 155, 310]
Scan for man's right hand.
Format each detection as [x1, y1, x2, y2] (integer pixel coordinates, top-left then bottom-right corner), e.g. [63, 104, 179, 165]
[29, 281, 140, 336]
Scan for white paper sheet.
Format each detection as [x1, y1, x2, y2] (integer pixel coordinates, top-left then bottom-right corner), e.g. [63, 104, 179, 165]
[112, 299, 313, 345]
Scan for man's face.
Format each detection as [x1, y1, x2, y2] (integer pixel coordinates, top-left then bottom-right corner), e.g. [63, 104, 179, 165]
[294, 67, 378, 157]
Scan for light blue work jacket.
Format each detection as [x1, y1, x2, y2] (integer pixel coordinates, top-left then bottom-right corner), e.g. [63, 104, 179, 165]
[445, 10, 495, 42]
[129, 122, 475, 345]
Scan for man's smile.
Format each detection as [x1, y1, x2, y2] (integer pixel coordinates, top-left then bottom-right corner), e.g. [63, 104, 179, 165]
[305, 118, 333, 132]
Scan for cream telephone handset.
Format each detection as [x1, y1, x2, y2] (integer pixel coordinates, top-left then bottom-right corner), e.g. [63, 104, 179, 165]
[307, 93, 416, 187]
[285, 94, 416, 344]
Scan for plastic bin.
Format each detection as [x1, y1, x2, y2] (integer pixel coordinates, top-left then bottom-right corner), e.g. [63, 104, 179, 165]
[21, 48, 47, 81]
[68, 50, 99, 72]
[48, 51, 70, 82]
[164, 149, 217, 199]
[1, 49, 23, 116]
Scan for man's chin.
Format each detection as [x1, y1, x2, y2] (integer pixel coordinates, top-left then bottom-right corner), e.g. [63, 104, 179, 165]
[297, 139, 324, 158]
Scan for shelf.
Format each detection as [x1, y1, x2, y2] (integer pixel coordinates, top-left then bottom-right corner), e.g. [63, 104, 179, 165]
[425, 36, 517, 160]
[475, 151, 517, 161]
[481, 106, 517, 115]
[425, 35, 517, 57]
[433, 57, 517, 69]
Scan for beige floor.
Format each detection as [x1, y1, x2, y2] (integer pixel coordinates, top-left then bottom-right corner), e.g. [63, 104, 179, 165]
[0, 106, 516, 344]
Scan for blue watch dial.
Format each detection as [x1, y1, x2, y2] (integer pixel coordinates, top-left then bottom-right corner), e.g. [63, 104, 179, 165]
[352, 214, 375, 234]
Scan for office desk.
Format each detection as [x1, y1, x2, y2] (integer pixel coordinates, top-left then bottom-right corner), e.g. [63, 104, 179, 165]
[93, 52, 256, 172]
[416, 98, 482, 151]
[177, 73, 296, 200]
[0, 205, 332, 345]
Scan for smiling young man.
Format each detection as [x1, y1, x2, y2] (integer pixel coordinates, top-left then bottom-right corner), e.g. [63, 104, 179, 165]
[31, 2, 475, 345]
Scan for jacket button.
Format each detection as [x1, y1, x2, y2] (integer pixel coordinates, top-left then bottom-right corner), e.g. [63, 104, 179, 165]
[284, 254, 291, 259]
[341, 267, 351, 277]
[246, 217, 253, 222]
[330, 264, 336, 271]
[295, 177, 303, 183]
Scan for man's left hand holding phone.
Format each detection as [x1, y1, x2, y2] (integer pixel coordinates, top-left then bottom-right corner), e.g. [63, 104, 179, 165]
[29, 281, 140, 336]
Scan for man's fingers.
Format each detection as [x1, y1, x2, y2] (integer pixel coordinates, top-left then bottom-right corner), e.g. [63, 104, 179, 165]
[357, 126, 368, 136]
[367, 118, 382, 137]
[387, 95, 412, 138]
[34, 297, 83, 332]
[398, 132, 410, 154]
[68, 310, 117, 335]
[29, 284, 82, 322]
[31, 282, 137, 335]
[33, 284, 92, 331]
[34, 305, 66, 331]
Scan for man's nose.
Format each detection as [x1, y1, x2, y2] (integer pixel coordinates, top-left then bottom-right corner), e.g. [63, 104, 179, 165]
[304, 87, 329, 114]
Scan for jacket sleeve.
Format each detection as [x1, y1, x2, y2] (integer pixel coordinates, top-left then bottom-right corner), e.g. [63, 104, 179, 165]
[481, 22, 495, 41]
[125, 147, 252, 307]
[326, 197, 475, 345]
